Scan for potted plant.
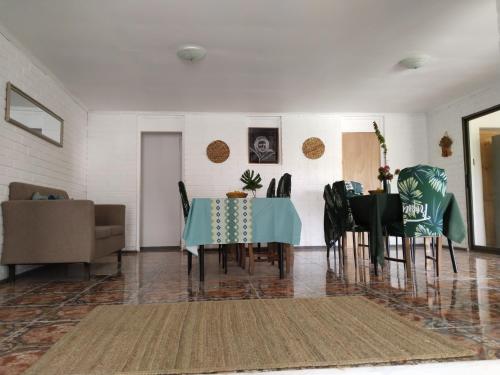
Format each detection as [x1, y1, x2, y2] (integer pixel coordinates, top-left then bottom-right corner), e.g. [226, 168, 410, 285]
[240, 170, 263, 197]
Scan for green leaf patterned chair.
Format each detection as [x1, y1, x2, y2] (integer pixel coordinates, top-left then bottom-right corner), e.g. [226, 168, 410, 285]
[392, 164, 455, 275]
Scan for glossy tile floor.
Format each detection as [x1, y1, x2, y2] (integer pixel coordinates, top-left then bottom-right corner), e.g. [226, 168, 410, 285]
[0, 246, 499, 374]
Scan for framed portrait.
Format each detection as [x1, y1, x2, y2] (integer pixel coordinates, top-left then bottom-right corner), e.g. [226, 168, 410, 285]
[248, 127, 279, 164]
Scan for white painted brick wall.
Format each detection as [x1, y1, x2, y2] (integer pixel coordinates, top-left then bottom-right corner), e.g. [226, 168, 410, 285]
[88, 111, 428, 249]
[0, 33, 88, 279]
[427, 81, 500, 246]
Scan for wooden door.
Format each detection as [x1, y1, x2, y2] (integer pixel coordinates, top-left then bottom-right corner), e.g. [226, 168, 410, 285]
[480, 129, 500, 246]
[342, 132, 380, 192]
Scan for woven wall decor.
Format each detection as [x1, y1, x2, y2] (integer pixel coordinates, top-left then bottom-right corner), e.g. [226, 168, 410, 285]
[206, 140, 230, 163]
[302, 137, 325, 159]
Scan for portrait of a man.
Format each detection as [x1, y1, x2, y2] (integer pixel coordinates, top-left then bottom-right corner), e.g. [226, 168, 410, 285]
[248, 127, 279, 164]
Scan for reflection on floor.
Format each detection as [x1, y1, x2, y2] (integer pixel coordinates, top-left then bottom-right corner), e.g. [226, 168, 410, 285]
[0, 247, 499, 374]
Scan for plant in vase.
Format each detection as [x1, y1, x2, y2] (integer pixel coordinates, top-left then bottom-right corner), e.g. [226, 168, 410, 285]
[377, 166, 400, 193]
[240, 169, 263, 197]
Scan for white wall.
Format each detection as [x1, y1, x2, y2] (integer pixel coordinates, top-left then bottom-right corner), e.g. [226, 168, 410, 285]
[427, 80, 500, 246]
[87, 111, 428, 250]
[0, 33, 88, 279]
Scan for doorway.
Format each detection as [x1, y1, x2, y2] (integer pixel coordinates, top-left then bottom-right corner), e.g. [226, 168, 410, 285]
[463, 105, 500, 252]
[140, 132, 182, 248]
[342, 132, 381, 192]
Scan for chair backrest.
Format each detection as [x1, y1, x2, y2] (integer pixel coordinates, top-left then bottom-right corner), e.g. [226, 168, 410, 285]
[344, 181, 364, 198]
[332, 181, 355, 231]
[397, 165, 447, 237]
[277, 173, 292, 197]
[323, 184, 343, 246]
[178, 181, 190, 220]
[266, 178, 276, 198]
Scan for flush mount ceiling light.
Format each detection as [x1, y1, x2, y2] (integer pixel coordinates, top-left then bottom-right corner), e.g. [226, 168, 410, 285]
[398, 55, 430, 70]
[176, 45, 207, 62]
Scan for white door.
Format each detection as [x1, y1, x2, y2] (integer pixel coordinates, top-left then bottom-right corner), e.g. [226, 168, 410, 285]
[141, 133, 182, 247]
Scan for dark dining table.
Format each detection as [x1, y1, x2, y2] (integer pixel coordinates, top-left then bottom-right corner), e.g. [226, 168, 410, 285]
[349, 192, 466, 274]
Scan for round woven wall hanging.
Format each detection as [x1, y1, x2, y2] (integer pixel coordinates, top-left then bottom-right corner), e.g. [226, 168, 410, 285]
[302, 137, 325, 159]
[206, 140, 230, 163]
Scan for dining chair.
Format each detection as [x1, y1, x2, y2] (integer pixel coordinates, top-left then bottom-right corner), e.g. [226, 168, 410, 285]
[178, 181, 223, 273]
[245, 175, 293, 274]
[323, 184, 344, 261]
[277, 173, 292, 198]
[388, 165, 456, 275]
[331, 180, 369, 267]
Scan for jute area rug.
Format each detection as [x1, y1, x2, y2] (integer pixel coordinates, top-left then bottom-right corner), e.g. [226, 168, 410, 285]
[24, 296, 474, 375]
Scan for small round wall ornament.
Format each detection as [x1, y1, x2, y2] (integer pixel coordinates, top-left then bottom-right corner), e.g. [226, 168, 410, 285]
[302, 137, 325, 159]
[206, 140, 230, 163]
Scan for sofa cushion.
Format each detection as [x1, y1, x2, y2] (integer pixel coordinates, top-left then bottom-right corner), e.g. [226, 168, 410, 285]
[95, 226, 112, 240]
[9, 182, 69, 201]
[32, 192, 66, 200]
[108, 225, 124, 236]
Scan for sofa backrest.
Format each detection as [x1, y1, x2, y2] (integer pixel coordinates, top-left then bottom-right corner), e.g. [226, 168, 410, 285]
[8, 182, 69, 200]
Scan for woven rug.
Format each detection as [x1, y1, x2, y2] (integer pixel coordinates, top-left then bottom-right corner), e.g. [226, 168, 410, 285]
[24, 297, 474, 375]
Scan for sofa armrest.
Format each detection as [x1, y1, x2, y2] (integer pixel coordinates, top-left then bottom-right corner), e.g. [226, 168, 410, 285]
[1, 200, 95, 264]
[95, 204, 125, 226]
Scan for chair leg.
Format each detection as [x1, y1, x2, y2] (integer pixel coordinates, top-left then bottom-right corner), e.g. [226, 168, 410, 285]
[188, 251, 192, 274]
[352, 231, 357, 267]
[327, 243, 330, 258]
[83, 263, 91, 281]
[448, 238, 458, 273]
[8, 265, 15, 283]
[218, 245, 222, 264]
[248, 243, 255, 275]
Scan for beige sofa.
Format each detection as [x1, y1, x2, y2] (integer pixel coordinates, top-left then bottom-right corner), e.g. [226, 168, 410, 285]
[1, 182, 125, 281]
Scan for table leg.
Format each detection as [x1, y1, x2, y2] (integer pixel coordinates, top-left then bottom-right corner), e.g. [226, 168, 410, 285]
[278, 243, 284, 279]
[187, 251, 192, 274]
[448, 238, 458, 273]
[199, 245, 205, 282]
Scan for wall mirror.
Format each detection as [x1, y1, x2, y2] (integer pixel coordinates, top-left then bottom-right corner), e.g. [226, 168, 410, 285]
[463, 104, 500, 252]
[5, 82, 63, 147]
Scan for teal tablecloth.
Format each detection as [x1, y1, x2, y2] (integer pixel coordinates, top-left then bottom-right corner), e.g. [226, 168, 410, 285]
[183, 198, 302, 255]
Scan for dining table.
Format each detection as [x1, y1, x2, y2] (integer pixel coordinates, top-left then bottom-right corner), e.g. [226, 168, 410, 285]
[349, 192, 466, 275]
[183, 197, 302, 281]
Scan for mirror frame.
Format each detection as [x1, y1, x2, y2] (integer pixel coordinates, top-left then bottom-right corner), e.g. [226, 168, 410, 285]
[5, 82, 64, 147]
[462, 103, 500, 253]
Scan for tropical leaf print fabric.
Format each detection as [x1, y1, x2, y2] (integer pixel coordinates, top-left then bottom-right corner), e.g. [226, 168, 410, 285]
[397, 165, 447, 237]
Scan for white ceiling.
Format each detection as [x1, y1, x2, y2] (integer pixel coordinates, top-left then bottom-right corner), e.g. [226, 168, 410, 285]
[0, 0, 499, 113]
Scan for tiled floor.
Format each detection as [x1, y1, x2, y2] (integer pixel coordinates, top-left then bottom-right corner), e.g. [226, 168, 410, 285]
[0, 246, 500, 374]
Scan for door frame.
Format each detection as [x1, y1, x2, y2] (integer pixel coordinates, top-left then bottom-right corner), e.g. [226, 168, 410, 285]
[462, 103, 500, 253]
[136, 115, 185, 251]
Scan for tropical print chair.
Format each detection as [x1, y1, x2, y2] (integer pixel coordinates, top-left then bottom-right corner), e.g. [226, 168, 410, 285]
[398, 165, 447, 237]
[394, 165, 450, 275]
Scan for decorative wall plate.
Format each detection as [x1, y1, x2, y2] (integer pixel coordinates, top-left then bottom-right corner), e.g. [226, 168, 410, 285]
[302, 137, 325, 159]
[207, 140, 230, 163]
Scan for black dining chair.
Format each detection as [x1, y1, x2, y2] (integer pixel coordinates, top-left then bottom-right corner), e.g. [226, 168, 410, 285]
[178, 181, 223, 274]
[331, 181, 369, 267]
[277, 173, 292, 198]
[266, 178, 276, 198]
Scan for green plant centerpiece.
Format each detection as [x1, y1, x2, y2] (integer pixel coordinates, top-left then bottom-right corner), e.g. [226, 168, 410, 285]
[240, 169, 263, 197]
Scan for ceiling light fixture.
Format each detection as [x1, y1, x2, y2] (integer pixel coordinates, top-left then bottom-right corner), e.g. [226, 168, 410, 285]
[398, 55, 430, 70]
[176, 45, 207, 62]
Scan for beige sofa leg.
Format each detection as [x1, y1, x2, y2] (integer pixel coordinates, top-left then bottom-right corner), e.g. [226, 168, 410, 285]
[8, 265, 15, 283]
[83, 263, 91, 280]
[117, 250, 122, 274]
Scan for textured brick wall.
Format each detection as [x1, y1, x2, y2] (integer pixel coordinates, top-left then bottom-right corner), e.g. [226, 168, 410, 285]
[87, 112, 428, 249]
[0, 34, 88, 279]
[427, 81, 500, 246]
